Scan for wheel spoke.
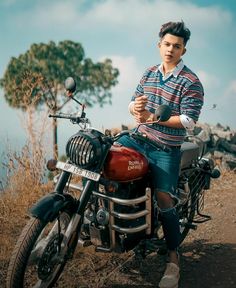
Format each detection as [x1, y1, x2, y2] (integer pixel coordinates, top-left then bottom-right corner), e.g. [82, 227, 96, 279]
[6, 212, 73, 288]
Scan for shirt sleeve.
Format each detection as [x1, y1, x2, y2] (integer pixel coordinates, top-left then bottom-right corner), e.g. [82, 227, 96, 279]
[131, 70, 148, 101]
[180, 80, 204, 122]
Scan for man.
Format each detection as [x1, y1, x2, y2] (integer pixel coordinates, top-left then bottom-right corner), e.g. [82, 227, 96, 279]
[118, 21, 204, 288]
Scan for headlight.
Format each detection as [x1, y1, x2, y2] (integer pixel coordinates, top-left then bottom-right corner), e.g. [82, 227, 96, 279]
[66, 129, 103, 168]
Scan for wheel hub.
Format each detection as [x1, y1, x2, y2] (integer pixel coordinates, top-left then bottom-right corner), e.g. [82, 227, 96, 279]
[37, 234, 62, 280]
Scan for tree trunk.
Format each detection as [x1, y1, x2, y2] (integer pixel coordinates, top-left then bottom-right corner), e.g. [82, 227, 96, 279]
[53, 117, 58, 159]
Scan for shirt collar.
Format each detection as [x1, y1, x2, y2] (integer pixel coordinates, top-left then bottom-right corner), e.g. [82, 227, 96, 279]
[158, 59, 184, 78]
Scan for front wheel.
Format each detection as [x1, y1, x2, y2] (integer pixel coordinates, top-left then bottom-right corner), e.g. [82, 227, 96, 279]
[6, 212, 73, 288]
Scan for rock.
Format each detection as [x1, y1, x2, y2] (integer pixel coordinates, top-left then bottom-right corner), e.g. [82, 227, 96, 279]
[192, 123, 236, 170]
[197, 129, 211, 143]
[219, 140, 236, 154]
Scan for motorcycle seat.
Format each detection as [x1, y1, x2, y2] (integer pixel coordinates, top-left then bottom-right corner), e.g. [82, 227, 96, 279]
[180, 142, 199, 169]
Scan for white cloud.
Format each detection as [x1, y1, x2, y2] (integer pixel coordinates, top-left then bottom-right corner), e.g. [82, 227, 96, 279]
[197, 70, 220, 89]
[14, 0, 232, 34]
[224, 80, 236, 102]
[227, 80, 236, 93]
[29, 2, 78, 27]
[86, 0, 231, 30]
[103, 55, 142, 94]
[87, 55, 142, 129]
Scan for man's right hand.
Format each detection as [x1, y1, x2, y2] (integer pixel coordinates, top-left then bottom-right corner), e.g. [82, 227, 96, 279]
[134, 95, 148, 112]
[131, 95, 153, 123]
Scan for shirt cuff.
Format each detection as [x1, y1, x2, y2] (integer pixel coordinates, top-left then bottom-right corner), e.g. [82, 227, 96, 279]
[180, 114, 196, 129]
[128, 101, 135, 115]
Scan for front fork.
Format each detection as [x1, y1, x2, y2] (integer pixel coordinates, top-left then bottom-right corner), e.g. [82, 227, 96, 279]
[54, 170, 71, 194]
[55, 171, 94, 255]
[55, 142, 111, 253]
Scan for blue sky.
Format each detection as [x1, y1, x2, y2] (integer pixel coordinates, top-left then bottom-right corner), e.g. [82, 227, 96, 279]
[0, 0, 236, 156]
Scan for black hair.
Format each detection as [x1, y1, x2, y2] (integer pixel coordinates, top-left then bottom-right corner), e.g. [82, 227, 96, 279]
[159, 21, 191, 46]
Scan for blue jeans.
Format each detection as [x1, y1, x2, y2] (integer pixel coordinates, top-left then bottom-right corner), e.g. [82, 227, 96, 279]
[117, 135, 181, 196]
[117, 134, 181, 250]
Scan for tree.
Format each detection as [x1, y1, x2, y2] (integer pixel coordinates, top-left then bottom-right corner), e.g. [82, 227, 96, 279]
[0, 40, 119, 158]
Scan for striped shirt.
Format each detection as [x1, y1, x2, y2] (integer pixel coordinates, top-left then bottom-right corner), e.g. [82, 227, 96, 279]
[131, 60, 204, 146]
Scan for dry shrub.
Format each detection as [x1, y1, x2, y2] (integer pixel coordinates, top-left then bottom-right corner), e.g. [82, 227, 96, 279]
[0, 144, 53, 253]
[0, 104, 53, 285]
[0, 145, 54, 288]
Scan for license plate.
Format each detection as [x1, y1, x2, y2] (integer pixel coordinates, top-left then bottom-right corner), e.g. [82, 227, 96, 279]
[56, 161, 100, 181]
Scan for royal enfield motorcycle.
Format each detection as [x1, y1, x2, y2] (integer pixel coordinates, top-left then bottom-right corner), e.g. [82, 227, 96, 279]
[6, 77, 220, 288]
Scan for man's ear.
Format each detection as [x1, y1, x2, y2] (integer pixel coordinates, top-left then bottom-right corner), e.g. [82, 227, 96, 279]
[182, 47, 186, 56]
[158, 42, 161, 48]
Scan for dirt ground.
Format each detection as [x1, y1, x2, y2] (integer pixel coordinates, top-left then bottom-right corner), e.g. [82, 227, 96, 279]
[1, 171, 236, 288]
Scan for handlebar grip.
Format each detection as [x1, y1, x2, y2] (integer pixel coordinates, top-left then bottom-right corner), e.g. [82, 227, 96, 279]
[48, 113, 81, 123]
[49, 114, 71, 119]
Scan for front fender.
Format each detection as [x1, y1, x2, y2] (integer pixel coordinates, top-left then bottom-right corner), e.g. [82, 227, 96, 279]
[30, 192, 77, 222]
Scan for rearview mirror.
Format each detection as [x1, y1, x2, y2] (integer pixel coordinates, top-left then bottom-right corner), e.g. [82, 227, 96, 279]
[155, 105, 171, 122]
[65, 77, 76, 93]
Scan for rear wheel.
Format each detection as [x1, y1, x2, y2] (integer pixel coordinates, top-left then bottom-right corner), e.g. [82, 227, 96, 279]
[178, 192, 196, 244]
[6, 212, 73, 288]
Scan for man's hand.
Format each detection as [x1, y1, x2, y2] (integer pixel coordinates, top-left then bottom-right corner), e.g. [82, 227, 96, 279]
[132, 95, 153, 123]
[134, 109, 152, 123]
[134, 95, 148, 112]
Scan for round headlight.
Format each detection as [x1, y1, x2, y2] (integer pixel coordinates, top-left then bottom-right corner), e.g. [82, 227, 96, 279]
[66, 129, 103, 168]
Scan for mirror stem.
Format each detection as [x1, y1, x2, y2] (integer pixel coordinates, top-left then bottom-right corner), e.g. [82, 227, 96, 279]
[71, 96, 83, 106]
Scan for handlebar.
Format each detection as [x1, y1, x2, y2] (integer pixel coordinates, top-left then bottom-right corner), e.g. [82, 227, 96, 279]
[49, 112, 89, 125]
[49, 112, 171, 152]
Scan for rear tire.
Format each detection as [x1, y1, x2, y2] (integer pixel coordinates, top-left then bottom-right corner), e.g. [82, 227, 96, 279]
[6, 212, 72, 288]
[178, 192, 196, 244]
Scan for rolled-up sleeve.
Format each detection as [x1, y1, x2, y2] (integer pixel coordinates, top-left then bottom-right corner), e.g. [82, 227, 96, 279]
[180, 80, 204, 122]
[131, 71, 148, 101]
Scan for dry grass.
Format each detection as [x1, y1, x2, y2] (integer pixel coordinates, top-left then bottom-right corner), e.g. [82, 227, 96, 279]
[0, 140, 54, 287]
[0, 101, 53, 286]
[0, 144, 52, 259]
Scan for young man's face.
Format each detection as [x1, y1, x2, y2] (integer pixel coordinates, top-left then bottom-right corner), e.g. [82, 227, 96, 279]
[158, 33, 186, 66]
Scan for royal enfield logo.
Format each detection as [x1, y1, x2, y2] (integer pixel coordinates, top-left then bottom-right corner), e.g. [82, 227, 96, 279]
[128, 160, 143, 171]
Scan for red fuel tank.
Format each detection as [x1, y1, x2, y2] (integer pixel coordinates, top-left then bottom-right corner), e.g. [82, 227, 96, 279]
[103, 144, 149, 182]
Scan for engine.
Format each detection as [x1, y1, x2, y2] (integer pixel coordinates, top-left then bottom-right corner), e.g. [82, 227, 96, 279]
[83, 178, 152, 252]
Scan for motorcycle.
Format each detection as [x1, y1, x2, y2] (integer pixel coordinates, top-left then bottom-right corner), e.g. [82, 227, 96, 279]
[6, 77, 220, 288]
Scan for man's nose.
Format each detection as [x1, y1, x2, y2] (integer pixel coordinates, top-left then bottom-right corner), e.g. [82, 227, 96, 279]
[168, 45, 174, 52]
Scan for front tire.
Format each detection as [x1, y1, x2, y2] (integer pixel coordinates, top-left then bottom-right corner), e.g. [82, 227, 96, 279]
[6, 212, 72, 288]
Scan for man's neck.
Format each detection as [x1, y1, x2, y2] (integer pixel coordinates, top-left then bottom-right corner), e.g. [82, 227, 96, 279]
[164, 58, 183, 73]
[163, 63, 177, 75]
